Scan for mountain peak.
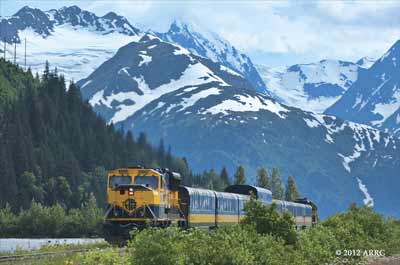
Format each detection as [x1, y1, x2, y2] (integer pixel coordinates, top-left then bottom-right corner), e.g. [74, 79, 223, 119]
[156, 20, 268, 94]
[14, 5, 46, 18]
[169, 19, 193, 34]
[356, 56, 375, 69]
[59, 5, 82, 14]
[364, 39, 400, 72]
[102, 11, 120, 20]
[380, 39, 400, 62]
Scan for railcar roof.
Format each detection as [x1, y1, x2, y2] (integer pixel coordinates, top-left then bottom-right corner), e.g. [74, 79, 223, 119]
[180, 186, 215, 197]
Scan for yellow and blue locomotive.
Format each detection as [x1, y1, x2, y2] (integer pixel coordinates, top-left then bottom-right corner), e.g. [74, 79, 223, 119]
[103, 167, 317, 243]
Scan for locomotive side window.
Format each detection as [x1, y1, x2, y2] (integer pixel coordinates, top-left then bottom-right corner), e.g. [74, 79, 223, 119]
[135, 176, 158, 190]
[109, 175, 131, 189]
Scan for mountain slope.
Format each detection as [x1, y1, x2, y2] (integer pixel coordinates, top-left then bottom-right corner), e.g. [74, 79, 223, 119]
[120, 78, 399, 218]
[325, 40, 400, 137]
[256, 59, 363, 113]
[154, 21, 268, 94]
[78, 37, 400, 218]
[0, 6, 141, 82]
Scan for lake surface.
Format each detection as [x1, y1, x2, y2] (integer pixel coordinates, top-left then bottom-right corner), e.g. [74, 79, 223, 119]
[0, 238, 104, 253]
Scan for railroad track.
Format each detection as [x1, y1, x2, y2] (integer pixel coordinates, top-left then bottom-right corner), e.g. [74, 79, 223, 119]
[0, 248, 91, 263]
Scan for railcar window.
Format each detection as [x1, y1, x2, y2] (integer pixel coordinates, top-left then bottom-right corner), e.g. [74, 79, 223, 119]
[109, 175, 131, 188]
[219, 198, 237, 212]
[134, 176, 158, 189]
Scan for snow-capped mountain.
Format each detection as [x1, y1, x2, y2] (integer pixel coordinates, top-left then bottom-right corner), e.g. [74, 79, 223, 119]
[1, 5, 139, 43]
[325, 40, 400, 137]
[154, 21, 268, 94]
[78, 36, 400, 218]
[77, 34, 255, 124]
[0, 6, 141, 81]
[256, 59, 362, 113]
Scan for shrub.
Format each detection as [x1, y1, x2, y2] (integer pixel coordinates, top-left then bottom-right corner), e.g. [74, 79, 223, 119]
[241, 197, 297, 244]
[296, 225, 340, 264]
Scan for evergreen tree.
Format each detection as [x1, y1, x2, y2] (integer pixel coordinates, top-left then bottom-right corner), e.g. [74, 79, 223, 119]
[166, 146, 173, 169]
[219, 167, 230, 187]
[284, 175, 299, 201]
[234, 165, 246, 185]
[256, 167, 270, 189]
[157, 138, 165, 166]
[42, 61, 50, 81]
[271, 168, 283, 199]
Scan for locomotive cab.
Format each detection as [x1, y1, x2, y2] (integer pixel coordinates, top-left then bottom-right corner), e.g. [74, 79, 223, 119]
[104, 167, 183, 243]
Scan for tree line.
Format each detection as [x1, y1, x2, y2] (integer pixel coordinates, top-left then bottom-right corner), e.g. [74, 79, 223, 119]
[183, 165, 299, 201]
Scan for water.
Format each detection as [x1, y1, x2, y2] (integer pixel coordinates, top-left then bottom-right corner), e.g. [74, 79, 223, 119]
[0, 238, 104, 253]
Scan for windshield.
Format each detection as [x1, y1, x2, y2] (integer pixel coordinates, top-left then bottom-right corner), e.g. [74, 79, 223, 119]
[109, 175, 131, 188]
[135, 176, 158, 190]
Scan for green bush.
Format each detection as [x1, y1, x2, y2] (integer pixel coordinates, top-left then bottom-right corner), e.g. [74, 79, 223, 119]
[241, 197, 297, 244]
[0, 204, 18, 237]
[0, 198, 103, 238]
[76, 248, 132, 265]
[322, 204, 392, 251]
[296, 225, 340, 264]
[128, 226, 306, 265]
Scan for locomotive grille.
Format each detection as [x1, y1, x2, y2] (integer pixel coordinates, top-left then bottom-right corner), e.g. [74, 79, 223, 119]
[124, 199, 136, 211]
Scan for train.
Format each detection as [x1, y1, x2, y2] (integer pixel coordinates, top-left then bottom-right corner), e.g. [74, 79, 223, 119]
[103, 167, 317, 243]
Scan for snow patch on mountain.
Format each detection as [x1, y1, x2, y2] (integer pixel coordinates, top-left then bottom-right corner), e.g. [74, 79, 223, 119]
[371, 88, 400, 126]
[204, 94, 289, 118]
[179, 87, 222, 112]
[357, 178, 374, 207]
[356, 57, 376, 69]
[304, 118, 320, 128]
[256, 60, 360, 113]
[102, 61, 227, 124]
[138, 52, 152, 67]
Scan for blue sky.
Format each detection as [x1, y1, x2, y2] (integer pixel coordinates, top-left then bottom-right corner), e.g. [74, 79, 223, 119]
[2, 0, 400, 66]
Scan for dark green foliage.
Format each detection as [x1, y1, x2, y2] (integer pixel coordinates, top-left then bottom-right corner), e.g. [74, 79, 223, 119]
[129, 226, 302, 265]
[271, 167, 283, 199]
[0, 197, 103, 238]
[256, 167, 270, 189]
[188, 169, 226, 191]
[72, 204, 400, 264]
[234, 165, 246, 185]
[322, 204, 400, 255]
[0, 60, 192, 210]
[125, 204, 399, 265]
[284, 175, 299, 201]
[241, 197, 297, 245]
[296, 225, 340, 264]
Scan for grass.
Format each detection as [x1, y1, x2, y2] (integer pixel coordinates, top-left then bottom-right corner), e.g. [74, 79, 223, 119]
[0, 241, 109, 257]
